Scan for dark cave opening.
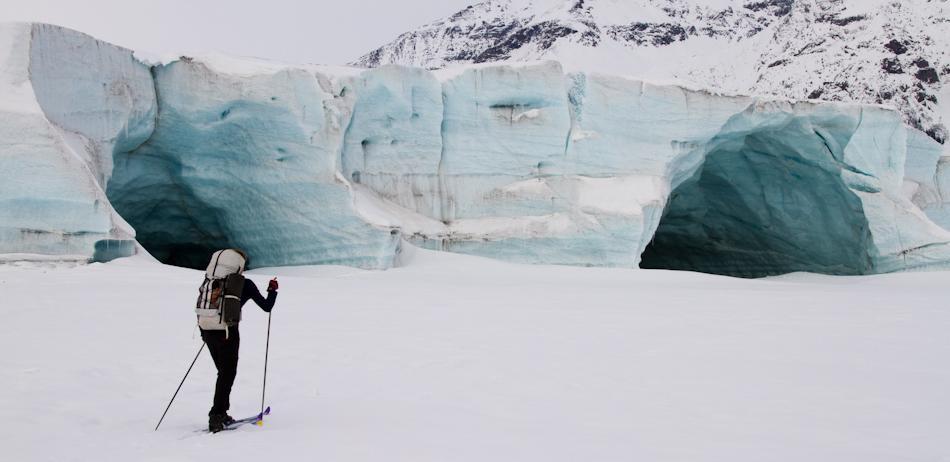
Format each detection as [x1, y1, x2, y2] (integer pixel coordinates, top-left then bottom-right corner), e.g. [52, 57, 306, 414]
[639, 127, 874, 278]
[107, 154, 236, 270]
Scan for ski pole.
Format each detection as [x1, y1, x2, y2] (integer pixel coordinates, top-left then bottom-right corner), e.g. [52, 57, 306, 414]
[259, 311, 272, 425]
[154, 343, 205, 431]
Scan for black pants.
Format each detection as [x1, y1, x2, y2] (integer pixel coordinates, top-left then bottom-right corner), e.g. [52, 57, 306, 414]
[200, 326, 240, 416]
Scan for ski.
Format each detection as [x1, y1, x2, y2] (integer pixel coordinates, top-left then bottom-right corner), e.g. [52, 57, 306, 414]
[208, 406, 271, 433]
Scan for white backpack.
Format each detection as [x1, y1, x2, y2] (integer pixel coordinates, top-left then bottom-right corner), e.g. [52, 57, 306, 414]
[195, 249, 246, 331]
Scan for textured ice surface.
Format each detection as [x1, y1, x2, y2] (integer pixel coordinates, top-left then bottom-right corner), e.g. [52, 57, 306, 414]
[3, 23, 950, 274]
[108, 59, 398, 269]
[341, 66, 444, 219]
[0, 24, 153, 262]
[642, 110, 875, 277]
[905, 129, 950, 230]
[934, 158, 950, 229]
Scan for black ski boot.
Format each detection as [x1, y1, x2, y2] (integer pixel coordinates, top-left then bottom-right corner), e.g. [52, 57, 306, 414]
[209, 413, 233, 433]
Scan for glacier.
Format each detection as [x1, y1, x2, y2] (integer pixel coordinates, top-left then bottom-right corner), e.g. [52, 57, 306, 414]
[3, 23, 950, 276]
[109, 57, 400, 269]
[0, 23, 153, 262]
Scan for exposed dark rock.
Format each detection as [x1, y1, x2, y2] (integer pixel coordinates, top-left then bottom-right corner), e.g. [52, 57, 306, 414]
[793, 39, 827, 56]
[881, 57, 904, 74]
[884, 39, 909, 54]
[743, 0, 794, 17]
[360, 48, 383, 68]
[448, 6, 474, 22]
[915, 67, 940, 84]
[607, 22, 691, 46]
[448, 20, 522, 63]
[817, 14, 867, 26]
[768, 58, 790, 68]
[474, 21, 578, 63]
[926, 125, 947, 144]
[915, 91, 929, 103]
[578, 29, 601, 46]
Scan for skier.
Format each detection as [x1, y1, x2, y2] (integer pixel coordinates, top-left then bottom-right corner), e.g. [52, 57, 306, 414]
[195, 248, 278, 432]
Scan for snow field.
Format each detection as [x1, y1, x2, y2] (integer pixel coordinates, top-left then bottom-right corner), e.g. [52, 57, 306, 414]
[1, 249, 949, 461]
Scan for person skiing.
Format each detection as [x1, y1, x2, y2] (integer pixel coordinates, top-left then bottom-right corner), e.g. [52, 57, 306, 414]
[195, 248, 278, 432]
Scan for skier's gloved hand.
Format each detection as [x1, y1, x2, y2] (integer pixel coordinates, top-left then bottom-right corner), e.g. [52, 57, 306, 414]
[268, 278, 278, 292]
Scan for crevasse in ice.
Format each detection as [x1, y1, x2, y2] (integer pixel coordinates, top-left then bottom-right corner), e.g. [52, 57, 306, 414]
[3, 23, 950, 276]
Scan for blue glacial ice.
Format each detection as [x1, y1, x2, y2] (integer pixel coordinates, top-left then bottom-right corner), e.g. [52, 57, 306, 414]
[109, 58, 399, 269]
[0, 23, 153, 262]
[905, 128, 950, 231]
[341, 65, 444, 219]
[2, 23, 950, 275]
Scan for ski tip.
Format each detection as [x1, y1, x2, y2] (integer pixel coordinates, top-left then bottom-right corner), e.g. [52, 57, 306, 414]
[264, 406, 271, 415]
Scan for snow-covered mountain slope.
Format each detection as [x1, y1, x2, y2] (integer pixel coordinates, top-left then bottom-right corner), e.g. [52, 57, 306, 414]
[354, 0, 950, 145]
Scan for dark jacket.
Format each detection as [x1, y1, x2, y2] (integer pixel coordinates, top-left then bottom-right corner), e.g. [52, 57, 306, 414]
[241, 278, 277, 312]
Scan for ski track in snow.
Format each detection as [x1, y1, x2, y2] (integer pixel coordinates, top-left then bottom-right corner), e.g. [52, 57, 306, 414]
[1, 249, 949, 461]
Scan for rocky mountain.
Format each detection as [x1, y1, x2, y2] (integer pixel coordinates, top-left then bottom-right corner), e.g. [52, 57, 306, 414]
[354, 0, 949, 144]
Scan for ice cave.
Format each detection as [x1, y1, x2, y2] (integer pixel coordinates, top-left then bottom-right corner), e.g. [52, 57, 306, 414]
[106, 60, 399, 270]
[640, 117, 874, 277]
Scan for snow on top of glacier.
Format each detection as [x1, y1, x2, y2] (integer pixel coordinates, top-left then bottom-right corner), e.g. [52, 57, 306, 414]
[134, 49, 367, 79]
[131, 49, 182, 67]
[185, 52, 315, 76]
[428, 53, 899, 114]
[431, 59, 564, 80]
[0, 23, 41, 114]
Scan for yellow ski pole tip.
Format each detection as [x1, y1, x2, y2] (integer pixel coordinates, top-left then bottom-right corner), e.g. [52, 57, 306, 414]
[256, 421, 263, 426]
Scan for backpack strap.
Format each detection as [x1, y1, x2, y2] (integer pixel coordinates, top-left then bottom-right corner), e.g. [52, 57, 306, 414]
[209, 250, 223, 279]
[211, 251, 226, 325]
[196, 277, 210, 310]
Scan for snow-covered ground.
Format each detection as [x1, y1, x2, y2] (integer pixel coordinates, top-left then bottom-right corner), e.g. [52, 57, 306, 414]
[2, 249, 949, 461]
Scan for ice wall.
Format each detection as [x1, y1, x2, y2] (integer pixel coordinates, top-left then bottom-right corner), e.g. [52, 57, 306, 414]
[109, 58, 399, 269]
[423, 69, 950, 275]
[0, 23, 153, 262]
[3, 23, 950, 275]
[905, 128, 950, 230]
[934, 158, 950, 229]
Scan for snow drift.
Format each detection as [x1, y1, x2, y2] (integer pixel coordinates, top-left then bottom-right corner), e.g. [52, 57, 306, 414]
[3, 22, 950, 276]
